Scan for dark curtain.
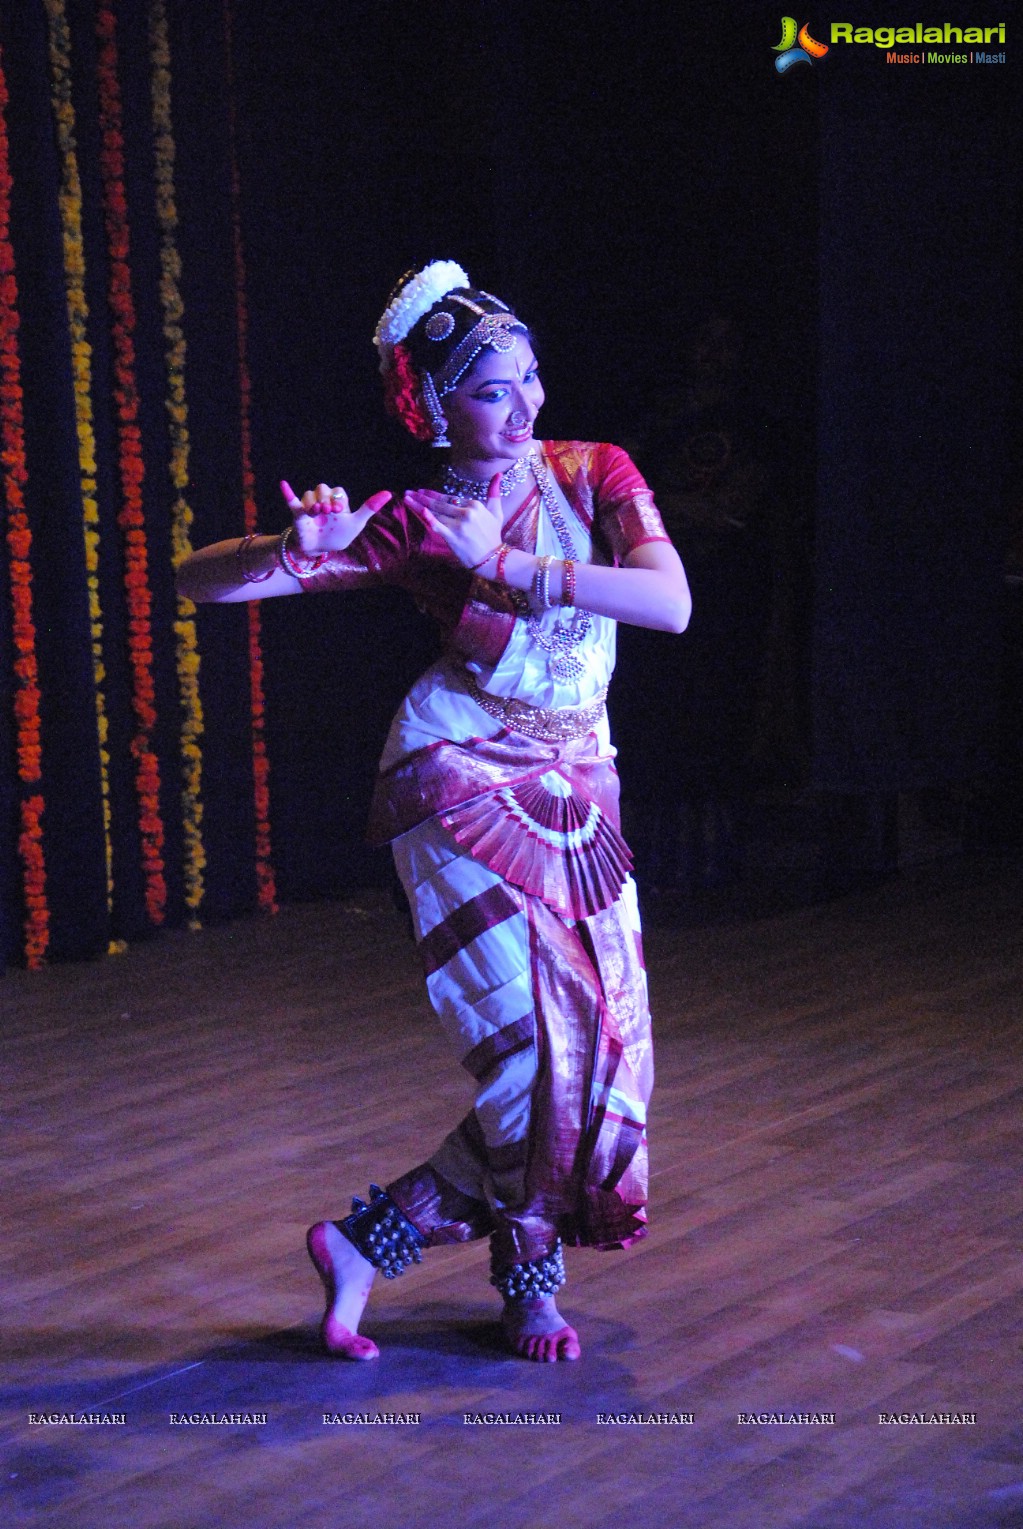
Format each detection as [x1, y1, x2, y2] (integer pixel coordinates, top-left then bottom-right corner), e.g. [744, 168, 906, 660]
[812, 53, 1016, 791]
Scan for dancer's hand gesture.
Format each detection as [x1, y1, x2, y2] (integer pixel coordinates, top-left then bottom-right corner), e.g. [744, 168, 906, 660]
[405, 474, 504, 569]
[280, 480, 392, 559]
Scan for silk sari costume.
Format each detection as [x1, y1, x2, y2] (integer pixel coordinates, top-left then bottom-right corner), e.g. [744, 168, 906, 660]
[302, 441, 670, 1276]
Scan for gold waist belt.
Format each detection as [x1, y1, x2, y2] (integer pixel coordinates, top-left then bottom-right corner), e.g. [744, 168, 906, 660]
[466, 672, 608, 742]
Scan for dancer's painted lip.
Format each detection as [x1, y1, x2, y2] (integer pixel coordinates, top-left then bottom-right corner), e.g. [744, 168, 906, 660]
[501, 427, 533, 444]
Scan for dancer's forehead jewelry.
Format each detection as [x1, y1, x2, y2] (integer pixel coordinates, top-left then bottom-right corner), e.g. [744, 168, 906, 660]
[430, 305, 524, 397]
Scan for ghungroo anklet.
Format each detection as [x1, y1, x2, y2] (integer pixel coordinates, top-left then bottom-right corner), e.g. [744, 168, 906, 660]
[490, 1240, 566, 1302]
[341, 1185, 425, 1279]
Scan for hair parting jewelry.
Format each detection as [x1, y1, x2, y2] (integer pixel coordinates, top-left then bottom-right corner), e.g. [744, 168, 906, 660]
[432, 310, 523, 395]
[236, 533, 275, 583]
[276, 525, 327, 580]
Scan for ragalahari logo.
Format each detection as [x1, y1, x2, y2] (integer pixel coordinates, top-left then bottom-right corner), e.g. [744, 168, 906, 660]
[773, 17, 829, 71]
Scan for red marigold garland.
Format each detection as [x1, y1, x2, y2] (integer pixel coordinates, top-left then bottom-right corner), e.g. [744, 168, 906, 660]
[0, 50, 49, 967]
[95, 0, 166, 925]
[224, 0, 278, 914]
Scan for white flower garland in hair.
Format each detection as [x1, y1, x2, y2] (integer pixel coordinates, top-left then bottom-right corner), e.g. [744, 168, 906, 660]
[372, 259, 469, 370]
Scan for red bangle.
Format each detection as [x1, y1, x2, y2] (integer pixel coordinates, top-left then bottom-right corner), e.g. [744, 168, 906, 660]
[560, 558, 576, 608]
[468, 542, 504, 572]
[237, 533, 275, 583]
[495, 543, 511, 582]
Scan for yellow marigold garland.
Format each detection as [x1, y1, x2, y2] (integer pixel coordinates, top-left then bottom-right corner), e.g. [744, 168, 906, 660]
[1, 48, 50, 967]
[224, 0, 278, 914]
[95, 0, 167, 925]
[43, 0, 116, 924]
[149, 0, 206, 921]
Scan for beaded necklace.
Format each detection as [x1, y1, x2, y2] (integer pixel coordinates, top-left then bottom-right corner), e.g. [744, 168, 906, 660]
[441, 449, 536, 500]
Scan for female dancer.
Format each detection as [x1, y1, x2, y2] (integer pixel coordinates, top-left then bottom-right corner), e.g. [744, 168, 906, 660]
[178, 261, 690, 1363]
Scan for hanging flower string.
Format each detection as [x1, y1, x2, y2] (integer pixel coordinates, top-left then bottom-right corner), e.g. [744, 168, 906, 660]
[0, 51, 49, 968]
[43, 0, 116, 922]
[149, 0, 206, 923]
[95, 0, 166, 925]
[223, 0, 277, 914]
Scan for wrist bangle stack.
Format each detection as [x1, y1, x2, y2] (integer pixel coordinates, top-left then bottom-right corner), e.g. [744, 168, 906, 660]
[277, 525, 328, 580]
[495, 543, 511, 583]
[236, 533, 275, 584]
[533, 554, 555, 610]
[559, 558, 576, 608]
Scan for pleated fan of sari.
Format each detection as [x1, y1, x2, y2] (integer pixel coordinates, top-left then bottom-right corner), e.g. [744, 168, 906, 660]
[442, 769, 632, 920]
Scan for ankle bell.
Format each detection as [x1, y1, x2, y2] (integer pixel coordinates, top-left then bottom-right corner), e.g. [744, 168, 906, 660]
[490, 1240, 566, 1302]
[340, 1184, 425, 1279]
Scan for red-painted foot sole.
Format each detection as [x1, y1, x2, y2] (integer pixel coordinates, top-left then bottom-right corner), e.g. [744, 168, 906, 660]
[306, 1223, 379, 1361]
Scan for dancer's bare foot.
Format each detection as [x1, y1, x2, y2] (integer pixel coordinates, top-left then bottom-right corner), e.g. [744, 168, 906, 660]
[306, 1221, 378, 1360]
[502, 1296, 581, 1362]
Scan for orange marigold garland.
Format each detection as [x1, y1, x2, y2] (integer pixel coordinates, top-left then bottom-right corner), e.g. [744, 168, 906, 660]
[95, 0, 167, 925]
[0, 49, 49, 967]
[149, 0, 206, 923]
[224, 0, 278, 914]
[43, 0, 116, 924]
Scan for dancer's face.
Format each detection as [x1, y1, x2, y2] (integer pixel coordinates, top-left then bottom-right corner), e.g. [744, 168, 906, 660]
[443, 332, 545, 466]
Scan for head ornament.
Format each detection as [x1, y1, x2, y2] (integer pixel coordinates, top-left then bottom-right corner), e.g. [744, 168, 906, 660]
[374, 262, 526, 447]
[372, 260, 469, 371]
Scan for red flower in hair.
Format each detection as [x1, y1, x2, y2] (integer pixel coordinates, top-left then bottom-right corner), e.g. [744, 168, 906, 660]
[383, 342, 433, 442]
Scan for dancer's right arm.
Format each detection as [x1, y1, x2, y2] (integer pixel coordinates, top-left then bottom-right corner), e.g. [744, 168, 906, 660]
[176, 481, 392, 604]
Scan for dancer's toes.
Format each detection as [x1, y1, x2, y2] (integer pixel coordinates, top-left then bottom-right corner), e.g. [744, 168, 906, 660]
[534, 1326, 581, 1362]
[307, 1220, 378, 1360]
[552, 1326, 581, 1362]
[502, 1297, 581, 1362]
[511, 1323, 580, 1362]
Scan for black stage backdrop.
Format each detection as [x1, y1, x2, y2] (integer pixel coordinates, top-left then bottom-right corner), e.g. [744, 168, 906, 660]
[0, 1, 1017, 968]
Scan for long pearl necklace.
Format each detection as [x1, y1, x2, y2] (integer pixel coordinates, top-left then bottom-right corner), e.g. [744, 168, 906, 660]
[444, 450, 591, 682]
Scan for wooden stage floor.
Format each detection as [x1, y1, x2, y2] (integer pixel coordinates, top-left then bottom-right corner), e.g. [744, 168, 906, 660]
[2, 853, 1022, 1529]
